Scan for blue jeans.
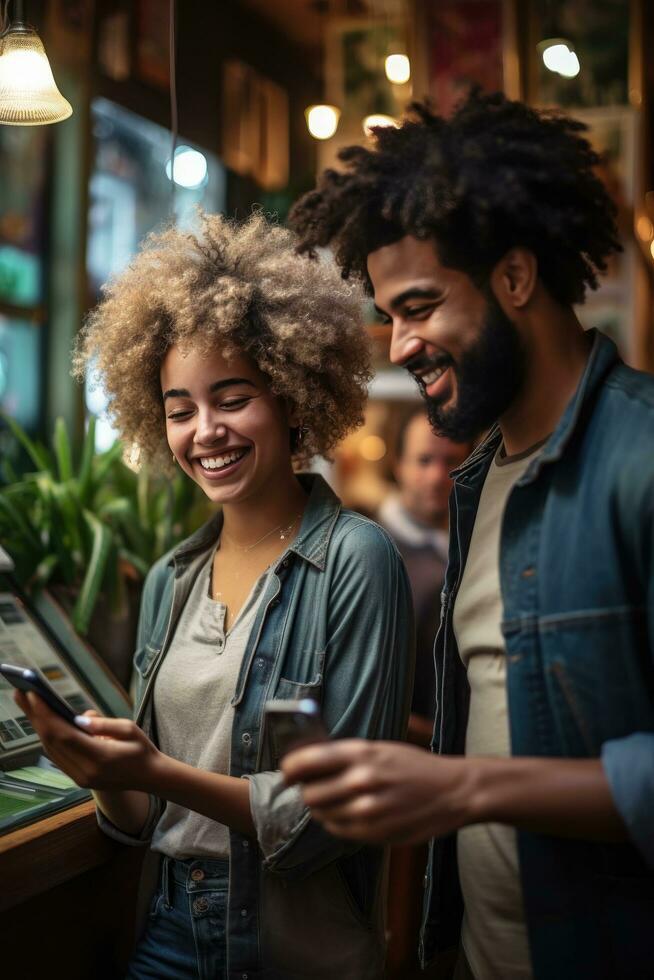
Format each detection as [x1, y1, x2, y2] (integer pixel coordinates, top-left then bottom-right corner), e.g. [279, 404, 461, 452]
[126, 856, 229, 980]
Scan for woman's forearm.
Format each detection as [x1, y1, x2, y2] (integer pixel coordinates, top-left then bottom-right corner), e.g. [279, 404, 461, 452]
[148, 753, 255, 837]
[93, 788, 153, 837]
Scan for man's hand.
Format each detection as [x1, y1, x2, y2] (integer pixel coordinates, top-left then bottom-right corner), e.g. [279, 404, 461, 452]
[282, 739, 476, 844]
[15, 690, 164, 793]
[283, 738, 628, 846]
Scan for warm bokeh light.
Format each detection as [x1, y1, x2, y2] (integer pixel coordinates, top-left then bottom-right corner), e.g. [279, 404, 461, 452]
[359, 435, 387, 462]
[385, 54, 411, 85]
[362, 114, 398, 137]
[0, 28, 72, 125]
[305, 104, 340, 140]
[636, 215, 654, 242]
[650, 241, 654, 261]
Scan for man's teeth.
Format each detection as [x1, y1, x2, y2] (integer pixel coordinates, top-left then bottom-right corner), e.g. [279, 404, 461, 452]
[199, 450, 246, 471]
[422, 365, 448, 386]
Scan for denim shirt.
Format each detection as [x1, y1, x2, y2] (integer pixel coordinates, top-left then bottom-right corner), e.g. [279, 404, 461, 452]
[98, 474, 414, 980]
[421, 331, 654, 980]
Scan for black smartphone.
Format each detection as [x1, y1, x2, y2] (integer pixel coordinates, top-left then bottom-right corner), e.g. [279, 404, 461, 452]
[264, 698, 328, 758]
[0, 663, 85, 730]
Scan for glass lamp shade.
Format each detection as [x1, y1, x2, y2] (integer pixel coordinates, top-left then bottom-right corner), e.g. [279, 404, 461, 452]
[0, 26, 72, 125]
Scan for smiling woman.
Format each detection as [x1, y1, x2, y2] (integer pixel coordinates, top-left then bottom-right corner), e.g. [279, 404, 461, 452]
[19, 211, 417, 980]
[73, 211, 370, 470]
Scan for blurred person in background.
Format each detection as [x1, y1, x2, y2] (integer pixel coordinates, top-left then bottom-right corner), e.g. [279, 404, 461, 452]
[379, 407, 470, 737]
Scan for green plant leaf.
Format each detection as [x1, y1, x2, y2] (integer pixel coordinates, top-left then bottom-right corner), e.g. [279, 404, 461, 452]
[50, 480, 85, 559]
[0, 489, 42, 552]
[30, 554, 59, 588]
[0, 412, 53, 474]
[93, 440, 124, 485]
[53, 417, 73, 482]
[77, 415, 96, 506]
[117, 547, 150, 579]
[73, 511, 113, 635]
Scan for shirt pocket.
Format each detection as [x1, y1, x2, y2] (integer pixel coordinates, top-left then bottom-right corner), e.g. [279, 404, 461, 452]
[133, 643, 161, 680]
[274, 650, 325, 702]
[266, 653, 325, 765]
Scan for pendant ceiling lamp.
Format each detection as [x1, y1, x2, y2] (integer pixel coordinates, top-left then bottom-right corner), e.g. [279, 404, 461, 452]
[0, 0, 72, 125]
[304, 0, 340, 142]
[536, 0, 580, 80]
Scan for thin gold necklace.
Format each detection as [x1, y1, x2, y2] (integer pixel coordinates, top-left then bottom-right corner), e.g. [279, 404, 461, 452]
[222, 514, 300, 554]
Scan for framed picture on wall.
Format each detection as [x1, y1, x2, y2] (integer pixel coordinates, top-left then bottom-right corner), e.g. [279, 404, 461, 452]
[325, 18, 408, 132]
[426, 0, 504, 116]
[572, 105, 639, 362]
[222, 61, 289, 191]
[136, 0, 170, 90]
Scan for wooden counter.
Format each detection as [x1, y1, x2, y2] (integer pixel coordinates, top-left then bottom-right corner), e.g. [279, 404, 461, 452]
[0, 801, 144, 977]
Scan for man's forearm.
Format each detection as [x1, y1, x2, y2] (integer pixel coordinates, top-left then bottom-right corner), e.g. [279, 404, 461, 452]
[467, 755, 628, 841]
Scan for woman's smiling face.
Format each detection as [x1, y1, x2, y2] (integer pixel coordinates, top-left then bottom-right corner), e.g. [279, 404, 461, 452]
[161, 344, 296, 506]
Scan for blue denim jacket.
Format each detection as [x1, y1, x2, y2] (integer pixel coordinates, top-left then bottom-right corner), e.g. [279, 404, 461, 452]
[421, 331, 654, 980]
[98, 474, 414, 979]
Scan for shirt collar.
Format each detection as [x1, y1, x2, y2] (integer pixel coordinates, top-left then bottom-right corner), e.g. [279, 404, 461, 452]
[451, 329, 620, 486]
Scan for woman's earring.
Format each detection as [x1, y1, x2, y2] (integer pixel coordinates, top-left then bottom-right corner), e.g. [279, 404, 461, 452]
[171, 453, 176, 464]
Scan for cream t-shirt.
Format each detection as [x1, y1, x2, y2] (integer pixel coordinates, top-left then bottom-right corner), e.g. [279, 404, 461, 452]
[453, 441, 543, 980]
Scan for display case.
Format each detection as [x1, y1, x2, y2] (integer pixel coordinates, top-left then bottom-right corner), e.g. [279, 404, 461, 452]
[0, 544, 141, 977]
[0, 544, 131, 835]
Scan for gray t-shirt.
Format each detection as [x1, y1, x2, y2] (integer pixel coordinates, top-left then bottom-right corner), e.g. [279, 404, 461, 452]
[151, 547, 271, 859]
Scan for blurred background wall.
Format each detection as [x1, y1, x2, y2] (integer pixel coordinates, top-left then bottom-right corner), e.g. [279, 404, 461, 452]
[0, 0, 652, 512]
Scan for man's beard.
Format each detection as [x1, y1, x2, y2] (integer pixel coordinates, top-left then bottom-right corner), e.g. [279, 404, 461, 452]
[423, 293, 525, 443]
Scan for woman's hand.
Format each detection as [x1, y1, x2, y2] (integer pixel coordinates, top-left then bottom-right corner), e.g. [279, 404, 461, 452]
[15, 690, 164, 793]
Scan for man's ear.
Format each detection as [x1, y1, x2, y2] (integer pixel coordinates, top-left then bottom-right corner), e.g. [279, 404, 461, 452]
[491, 248, 538, 310]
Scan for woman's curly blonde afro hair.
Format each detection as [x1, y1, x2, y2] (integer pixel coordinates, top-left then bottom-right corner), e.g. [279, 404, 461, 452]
[74, 211, 371, 469]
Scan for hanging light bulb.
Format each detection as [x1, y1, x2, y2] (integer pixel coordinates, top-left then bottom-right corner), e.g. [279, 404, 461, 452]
[385, 53, 410, 85]
[537, 38, 580, 79]
[166, 146, 208, 189]
[305, 104, 340, 141]
[0, 2, 72, 126]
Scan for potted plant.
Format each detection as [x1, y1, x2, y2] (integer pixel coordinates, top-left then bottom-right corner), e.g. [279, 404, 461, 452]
[0, 414, 211, 688]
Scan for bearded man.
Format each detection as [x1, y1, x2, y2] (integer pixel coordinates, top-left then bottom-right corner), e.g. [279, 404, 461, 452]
[284, 91, 654, 980]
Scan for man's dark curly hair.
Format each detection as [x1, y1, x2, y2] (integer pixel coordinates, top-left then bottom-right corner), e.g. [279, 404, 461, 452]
[290, 89, 621, 306]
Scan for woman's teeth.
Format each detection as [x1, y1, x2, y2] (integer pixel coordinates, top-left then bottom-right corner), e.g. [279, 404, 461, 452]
[199, 449, 246, 471]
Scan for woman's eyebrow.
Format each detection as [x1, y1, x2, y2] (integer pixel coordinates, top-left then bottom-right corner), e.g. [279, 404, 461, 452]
[162, 378, 256, 401]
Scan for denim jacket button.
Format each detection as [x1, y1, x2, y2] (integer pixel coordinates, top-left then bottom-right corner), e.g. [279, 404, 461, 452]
[240, 908, 248, 917]
[193, 897, 209, 913]
[191, 868, 204, 882]
[242, 732, 252, 745]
